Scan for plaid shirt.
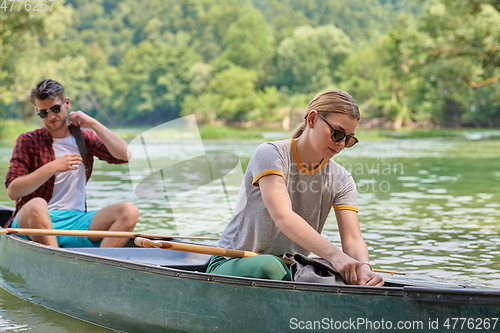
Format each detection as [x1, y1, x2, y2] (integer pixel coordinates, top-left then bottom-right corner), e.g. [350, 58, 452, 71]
[5, 126, 127, 217]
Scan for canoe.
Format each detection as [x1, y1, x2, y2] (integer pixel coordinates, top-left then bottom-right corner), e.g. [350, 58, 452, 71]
[0, 206, 499, 333]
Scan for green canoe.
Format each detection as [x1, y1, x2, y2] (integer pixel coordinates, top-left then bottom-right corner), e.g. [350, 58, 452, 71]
[0, 206, 499, 333]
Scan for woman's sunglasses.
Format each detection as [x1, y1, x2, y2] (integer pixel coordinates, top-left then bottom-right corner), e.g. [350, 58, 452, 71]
[318, 114, 359, 148]
[36, 103, 63, 119]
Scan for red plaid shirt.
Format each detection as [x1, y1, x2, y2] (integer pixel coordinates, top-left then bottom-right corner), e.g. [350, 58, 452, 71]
[5, 126, 127, 217]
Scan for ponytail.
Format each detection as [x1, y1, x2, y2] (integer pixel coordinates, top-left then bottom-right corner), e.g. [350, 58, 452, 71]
[292, 122, 307, 139]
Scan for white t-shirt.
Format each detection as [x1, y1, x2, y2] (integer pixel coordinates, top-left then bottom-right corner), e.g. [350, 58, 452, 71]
[218, 139, 358, 256]
[48, 135, 86, 211]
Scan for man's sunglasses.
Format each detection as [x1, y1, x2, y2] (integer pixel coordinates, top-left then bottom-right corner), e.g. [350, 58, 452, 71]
[36, 103, 63, 119]
[318, 114, 359, 148]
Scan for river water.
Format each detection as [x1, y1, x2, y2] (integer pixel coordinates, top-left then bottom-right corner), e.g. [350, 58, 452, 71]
[0, 131, 499, 332]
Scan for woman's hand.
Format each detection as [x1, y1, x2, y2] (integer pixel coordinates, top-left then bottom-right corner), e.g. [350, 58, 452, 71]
[328, 254, 384, 286]
[358, 266, 384, 286]
[327, 253, 360, 285]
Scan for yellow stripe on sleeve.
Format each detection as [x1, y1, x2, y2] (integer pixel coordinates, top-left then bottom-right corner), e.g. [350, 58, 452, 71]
[332, 204, 359, 213]
[252, 169, 285, 187]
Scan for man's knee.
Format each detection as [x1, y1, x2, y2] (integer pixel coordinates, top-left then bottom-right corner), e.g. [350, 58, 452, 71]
[18, 198, 50, 227]
[116, 202, 139, 227]
[23, 198, 48, 212]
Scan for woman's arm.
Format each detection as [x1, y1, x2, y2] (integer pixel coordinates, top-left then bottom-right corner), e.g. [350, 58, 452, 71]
[259, 174, 364, 285]
[335, 209, 383, 286]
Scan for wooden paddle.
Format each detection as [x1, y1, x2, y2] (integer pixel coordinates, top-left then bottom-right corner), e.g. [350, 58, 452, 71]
[135, 237, 259, 258]
[0, 228, 218, 240]
[134, 237, 406, 275]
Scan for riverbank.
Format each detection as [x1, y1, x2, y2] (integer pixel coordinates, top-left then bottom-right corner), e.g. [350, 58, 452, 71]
[2, 119, 500, 141]
[0, 119, 40, 140]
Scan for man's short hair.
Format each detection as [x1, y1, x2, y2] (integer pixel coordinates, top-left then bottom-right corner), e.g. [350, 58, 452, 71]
[30, 79, 65, 104]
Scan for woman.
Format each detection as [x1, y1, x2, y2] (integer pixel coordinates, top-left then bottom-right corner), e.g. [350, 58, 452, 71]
[207, 90, 383, 286]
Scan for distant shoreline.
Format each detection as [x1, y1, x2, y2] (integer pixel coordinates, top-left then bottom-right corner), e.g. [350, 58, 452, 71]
[2, 119, 500, 141]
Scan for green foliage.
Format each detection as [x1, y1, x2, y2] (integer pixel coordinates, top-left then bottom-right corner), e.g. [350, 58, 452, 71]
[1, 0, 498, 129]
[416, 0, 500, 126]
[340, 0, 500, 128]
[112, 41, 200, 124]
[276, 25, 352, 93]
[0, 119, 40, 140]
[182, 66, 259, 123]
[221, 9, 275, 73]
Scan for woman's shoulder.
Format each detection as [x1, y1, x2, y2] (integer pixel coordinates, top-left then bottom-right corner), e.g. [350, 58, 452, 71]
[257, 139, 291, 150]
[254, 139, 291, 157]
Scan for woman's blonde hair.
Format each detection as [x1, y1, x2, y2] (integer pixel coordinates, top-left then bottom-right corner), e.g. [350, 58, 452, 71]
[292, 90, 360, 139]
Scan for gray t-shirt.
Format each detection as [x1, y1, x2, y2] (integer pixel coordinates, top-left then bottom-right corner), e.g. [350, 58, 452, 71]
[218, 139, 358, 256]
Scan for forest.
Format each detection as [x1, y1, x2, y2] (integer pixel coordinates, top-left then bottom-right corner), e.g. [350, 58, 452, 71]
[0, 0, 499, 129]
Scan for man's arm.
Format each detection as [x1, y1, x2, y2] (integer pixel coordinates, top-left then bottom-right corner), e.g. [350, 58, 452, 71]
[7, 154, 83, 200]
[68, 111, 130, 161]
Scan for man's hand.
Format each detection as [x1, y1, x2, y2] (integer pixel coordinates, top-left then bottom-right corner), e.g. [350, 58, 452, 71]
[67, 110, 129, 161]
[68, 111, 96, 128]
[50, 153, 82, 172]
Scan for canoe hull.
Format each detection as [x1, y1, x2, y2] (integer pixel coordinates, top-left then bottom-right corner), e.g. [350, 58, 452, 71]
[0, 233, 499, 333]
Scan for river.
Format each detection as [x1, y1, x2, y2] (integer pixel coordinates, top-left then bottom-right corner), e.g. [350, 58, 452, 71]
[0, 130, 499, 332]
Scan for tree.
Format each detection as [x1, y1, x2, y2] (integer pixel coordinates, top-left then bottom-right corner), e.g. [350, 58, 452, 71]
[340, 0, 500, 128]
[414, 0, 500, 126]
[221, 9, 275, 75]
[182, 66, 259, 123]
[0, 2, 89, 121]
[276, 25, 352, 93]
[113, 41, 199, 124]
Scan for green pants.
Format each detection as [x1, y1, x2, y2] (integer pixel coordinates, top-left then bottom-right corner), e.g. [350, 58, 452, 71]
[207, 255, 291, 281]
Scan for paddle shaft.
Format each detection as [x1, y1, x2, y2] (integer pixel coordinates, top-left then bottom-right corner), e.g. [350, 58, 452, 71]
[372, 269, 405, 275]
[0, 228, 218, 240]
[134, 238, 406, 275]
[135, 237, 259, 258]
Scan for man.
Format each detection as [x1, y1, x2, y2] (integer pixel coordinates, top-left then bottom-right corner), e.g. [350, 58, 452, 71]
[5, 79, 139, 247]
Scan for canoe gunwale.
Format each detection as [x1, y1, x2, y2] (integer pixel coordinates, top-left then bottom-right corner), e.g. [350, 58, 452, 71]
[404, 285, 500, 305]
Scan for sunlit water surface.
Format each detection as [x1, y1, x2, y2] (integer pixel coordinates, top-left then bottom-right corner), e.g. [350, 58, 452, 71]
[0, 134, 499, 331]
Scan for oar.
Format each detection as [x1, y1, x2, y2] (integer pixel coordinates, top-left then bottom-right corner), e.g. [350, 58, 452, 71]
[135, 237, 259, 258]
[371, 269, 405, 275]
[0, 228, 218, 240]
[134, 237, 406, 275]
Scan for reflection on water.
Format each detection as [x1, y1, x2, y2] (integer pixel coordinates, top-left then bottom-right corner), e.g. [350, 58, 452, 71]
[0, 287, 113, 332]
[0, 135, 499, 331]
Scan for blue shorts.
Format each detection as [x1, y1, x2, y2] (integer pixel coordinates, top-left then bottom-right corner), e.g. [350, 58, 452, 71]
[11, 209, 100, 248]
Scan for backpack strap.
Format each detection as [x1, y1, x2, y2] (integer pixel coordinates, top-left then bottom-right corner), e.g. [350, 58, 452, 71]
[69, 124, 87, 156]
